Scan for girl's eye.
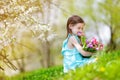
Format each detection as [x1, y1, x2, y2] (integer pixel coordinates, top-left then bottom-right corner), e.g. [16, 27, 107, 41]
[78, 27, 83, 30]
[78, 27, 81, 29]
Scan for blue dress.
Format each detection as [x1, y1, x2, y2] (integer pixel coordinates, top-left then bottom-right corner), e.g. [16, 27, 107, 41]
[61, 34, 96, 73]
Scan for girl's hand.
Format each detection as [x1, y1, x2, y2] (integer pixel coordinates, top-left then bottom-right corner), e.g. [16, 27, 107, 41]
[87, 51, 92, 54]
[84, 50, 93, 54]
[87, 51, 96, 55]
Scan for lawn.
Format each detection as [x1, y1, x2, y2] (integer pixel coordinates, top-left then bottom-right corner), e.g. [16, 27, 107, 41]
[4, 50, 120, 80]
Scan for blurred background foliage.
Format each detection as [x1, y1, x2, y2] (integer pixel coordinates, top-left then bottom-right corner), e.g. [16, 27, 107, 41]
[0, 0, 120, 77]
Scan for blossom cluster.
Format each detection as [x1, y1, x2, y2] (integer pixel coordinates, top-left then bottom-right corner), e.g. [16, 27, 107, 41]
[78, 32, 103, 53]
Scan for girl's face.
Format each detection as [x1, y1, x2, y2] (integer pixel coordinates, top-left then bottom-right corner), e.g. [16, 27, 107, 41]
[69, 23, 84, 36]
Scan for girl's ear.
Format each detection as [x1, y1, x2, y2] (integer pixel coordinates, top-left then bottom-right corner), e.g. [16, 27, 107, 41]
[69, 24, 73, 29]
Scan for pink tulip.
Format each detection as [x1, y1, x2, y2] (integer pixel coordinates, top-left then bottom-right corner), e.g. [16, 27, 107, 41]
[77, 31, 85, 36]
[77, 32, 82, 36]
[86, 40, 89, 44]
[96, 47, 99, 50]
[87, 43, 93, 48]
[100, 44, 103, 50]
[91, 37, 96, 42]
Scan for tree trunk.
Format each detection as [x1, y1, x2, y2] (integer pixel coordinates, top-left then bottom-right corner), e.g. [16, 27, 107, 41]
[42, 0, 51, 67]
[106, 26, 116, 52]
[42, 41, 50, 68]
[12, 46, 25, 73]
[19, 53, 25, 73]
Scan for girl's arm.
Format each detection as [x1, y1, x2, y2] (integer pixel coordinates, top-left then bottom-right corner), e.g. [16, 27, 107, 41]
[70, 36, 92, 57]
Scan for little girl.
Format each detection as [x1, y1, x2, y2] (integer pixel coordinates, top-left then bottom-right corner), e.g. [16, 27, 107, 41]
[61, 15, 96, 73]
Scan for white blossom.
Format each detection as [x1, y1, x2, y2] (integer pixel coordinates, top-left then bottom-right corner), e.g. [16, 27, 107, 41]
[47, 34, 57, 41]
[4, 41, 9, 46]
[0, 9, 4, 14]
[39, 24, 52, 32]
[11, 36, 16, 39]
[0, 40, 3, 44]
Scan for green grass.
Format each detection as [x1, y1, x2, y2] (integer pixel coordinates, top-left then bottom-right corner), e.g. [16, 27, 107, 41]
[4, 50, 120, 80]
[61, 51, 120, 80]
[5, 66, 64, 80]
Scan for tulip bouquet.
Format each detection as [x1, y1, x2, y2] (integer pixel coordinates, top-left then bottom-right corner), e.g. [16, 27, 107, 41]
[77, 32, 103, 53]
